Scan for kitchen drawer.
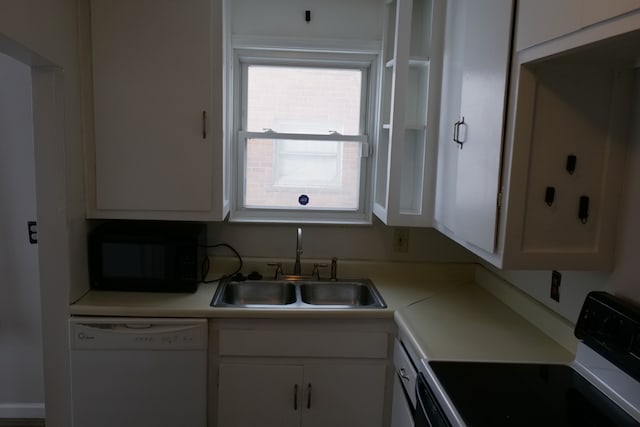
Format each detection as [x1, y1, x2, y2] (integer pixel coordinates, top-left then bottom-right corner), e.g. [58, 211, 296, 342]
[393, 339, 418, 408]
[219, 329, 388, 359]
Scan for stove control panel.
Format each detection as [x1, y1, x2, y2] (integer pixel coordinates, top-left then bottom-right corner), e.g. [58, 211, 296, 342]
[575, 291, 640, 382]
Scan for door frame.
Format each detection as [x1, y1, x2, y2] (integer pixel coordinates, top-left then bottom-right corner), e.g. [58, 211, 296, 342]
[0, 33, 73, 427]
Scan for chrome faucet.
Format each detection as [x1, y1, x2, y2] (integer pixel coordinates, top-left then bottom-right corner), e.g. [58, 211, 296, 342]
[293, 227, 303, 275]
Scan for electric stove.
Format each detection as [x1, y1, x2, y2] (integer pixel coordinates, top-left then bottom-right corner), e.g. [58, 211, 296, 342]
[417, 291, 640, 427]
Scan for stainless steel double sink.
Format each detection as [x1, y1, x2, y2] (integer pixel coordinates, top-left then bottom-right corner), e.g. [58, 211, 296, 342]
[211, 278, 387, 309]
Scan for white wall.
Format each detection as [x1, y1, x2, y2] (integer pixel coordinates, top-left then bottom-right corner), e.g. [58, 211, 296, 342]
[1, 2, 87, 426]
[0, 1, 88, 302]
[493, 69, 640, 324]
[208, 219, 476, 266]
[229, 0, 384, 41]
[0, 52, 44, 418]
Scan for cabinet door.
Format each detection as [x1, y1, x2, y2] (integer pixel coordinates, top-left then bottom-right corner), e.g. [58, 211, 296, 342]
[91, 0, 214, 213]
[301, 363, 387, 427]
[433, 0, 465, 232]
[450, 0, 514, 253]
[217, 364, 302, 427]
[435, 0, 514, 252]
[374, 0, 440, 226]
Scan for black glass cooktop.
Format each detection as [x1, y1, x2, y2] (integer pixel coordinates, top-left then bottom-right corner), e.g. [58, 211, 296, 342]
[429, 361, 639, 427]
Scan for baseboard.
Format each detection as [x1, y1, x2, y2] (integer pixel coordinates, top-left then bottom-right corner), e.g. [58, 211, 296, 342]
[0, 420, 45, 427]
[0, 404, 45, 420]
[0, 419, 45, 427]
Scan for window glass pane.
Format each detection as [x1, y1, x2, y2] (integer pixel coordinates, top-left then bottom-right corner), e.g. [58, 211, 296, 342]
[276, 140, 341, 187]
[245, 138, 361, 210]
[246, 66, 362, 135]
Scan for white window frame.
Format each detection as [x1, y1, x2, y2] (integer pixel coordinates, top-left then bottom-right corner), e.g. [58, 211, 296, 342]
[227, 42, 380, 224]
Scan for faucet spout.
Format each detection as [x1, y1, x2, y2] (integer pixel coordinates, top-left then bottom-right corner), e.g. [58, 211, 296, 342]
[294, 227, 303, 275]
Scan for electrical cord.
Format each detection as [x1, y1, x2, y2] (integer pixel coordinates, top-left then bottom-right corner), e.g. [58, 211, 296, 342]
[200, 243, 243, 283]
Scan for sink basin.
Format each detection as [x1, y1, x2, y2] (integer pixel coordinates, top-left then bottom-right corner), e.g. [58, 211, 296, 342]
[300, 282, 380, 306]
[211, 278, 386, 308]
[214, 281, 296, 306]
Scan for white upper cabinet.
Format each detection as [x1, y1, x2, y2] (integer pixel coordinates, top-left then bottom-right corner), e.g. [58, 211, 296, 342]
[498, 60, 631, 270]
[433, 0, 514, 253]
[435, 0, 636, 270]
[582, 0, 640, 26]
[515, 0, 583, 51]
[88, 0, 227, 220]
[516, 0, 640, 51]
[373, 0, 445, 226]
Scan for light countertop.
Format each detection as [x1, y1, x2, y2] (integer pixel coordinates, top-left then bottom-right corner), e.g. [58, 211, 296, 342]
[69, 261, 475, 318]
[395, 283, 574, 363]
[70, 261, 575, 363]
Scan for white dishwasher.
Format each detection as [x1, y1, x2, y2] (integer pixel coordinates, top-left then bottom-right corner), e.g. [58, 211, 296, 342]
[69, 317, 207, 427]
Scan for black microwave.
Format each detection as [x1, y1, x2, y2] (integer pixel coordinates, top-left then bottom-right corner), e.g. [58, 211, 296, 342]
[88, 220, 206, 292]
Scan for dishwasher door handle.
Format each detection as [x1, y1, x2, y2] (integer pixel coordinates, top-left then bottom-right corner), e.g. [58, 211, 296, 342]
[74, 323, 202, 335]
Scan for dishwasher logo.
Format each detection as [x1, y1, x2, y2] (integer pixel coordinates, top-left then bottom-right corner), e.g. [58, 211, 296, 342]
[77, 332, 95, 340]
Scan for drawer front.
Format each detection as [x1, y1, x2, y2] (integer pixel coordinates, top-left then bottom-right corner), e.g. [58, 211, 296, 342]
[219, 329, 389, 358]
[393, 339, 418, 408]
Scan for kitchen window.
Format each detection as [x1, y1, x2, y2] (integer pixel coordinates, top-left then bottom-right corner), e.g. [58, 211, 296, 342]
[229, 48, 378, 223]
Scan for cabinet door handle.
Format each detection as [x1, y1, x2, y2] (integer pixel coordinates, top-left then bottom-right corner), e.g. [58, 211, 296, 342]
[307, 383, 312, 409]
[453, 116, 465, 149]
[293, 384, 298, 411]
[202, 110, 207, 139]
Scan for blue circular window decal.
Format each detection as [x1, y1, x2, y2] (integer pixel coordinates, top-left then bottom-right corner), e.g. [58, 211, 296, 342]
[298, 194, 310, 206]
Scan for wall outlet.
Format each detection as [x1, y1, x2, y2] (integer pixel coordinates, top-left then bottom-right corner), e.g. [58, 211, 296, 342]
[393, 228, 410, 253]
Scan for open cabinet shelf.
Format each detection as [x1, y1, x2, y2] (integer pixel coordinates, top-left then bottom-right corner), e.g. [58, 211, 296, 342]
[374, 0, 443, 226]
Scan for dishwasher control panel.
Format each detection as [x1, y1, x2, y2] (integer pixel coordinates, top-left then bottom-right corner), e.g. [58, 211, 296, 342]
[69, 318, 207, 350]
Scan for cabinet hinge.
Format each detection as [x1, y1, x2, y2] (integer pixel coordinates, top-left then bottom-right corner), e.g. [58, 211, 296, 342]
[497, 191, 503, 208]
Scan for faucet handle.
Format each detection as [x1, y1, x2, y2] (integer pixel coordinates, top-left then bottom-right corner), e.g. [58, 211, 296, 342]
[330, 257, 338, 281]
[311, 263, 328, 280]
[267, 262, 283, 280]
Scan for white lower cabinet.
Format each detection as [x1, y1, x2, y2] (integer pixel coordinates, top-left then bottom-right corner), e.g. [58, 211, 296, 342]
[213, 319, 393, 427]
[218, 364, 302, 427]
[217, 362, 387, 427]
